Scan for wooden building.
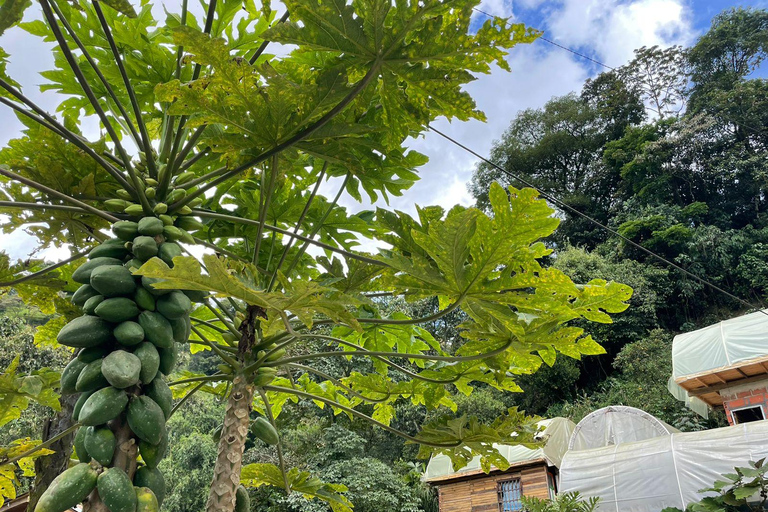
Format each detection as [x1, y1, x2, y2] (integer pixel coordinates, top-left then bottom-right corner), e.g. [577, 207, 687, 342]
[670, 310, 768, 425]
[423, 418, 574, 512]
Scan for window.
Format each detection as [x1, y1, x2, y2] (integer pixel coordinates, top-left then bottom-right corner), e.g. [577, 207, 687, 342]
[498, 479, 523, 512]
[732, 405, 765, 424]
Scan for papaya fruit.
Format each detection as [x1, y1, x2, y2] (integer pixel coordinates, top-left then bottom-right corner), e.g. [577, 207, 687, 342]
[141, 276, 171, 296]
[153, 202, 168, 215]
[157, 242, 182, 266]
[135, 486, 160, 512]
[125, 258, 143, 271]
[138, 311, 174, 349]
[113, 220, 139, 241]
[83, 426, 115, 466]
[114, 321, 145, 347]
[138, 217, 164, 236]
[133, 467, 166, 506]
[35, 463, 98, 512]
[159, 214, 173, 226]
[162, 225, 183, 242]
[179, 227, 194, 242]
[157, 345, 178, 375]
[175, 216, 204, 232]
[77, 346, 110, 363]
[78, 386, 128, 426]
[134, 342, 160, 384]
[132, 236, 159, 260]
[75, 359, 108, 393]
[169, 316, 190, 344]
[134, 286, 156, 311]
[210, 424, 223, 444]
[90, 265, 137, 297]
[82, 294, 105, 315]
[72, 257, 123, 284]
[156, 291, 191, 319]
[145, 187, 156, 200]
[89, 239, 129, 260]
[235, 485, 250, 512]
[125, 204, 144, 216]
[251, 417, 279, 445]
[144, 377, 173, 419]
[166, 188, 186, 203]
[95, 297, 140, 323]
[58, 315, 112, 348]
[72, 284, 100, 306]
[174, 171, 195, 185]
[72, 390, 95, 422]
[98, 467, 138, 512]
[73, 426, 90, 463]
[102, 350, 142, 389]
[60, 358, 87, 394]
[139, 428, 168, 469]
[127, 395, 166, 445]
[182, 289, 208, 303]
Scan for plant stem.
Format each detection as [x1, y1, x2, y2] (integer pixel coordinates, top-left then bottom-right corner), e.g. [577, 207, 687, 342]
[0, 201, 89, 214]
[251, 156, 278, 266]
[258, 389, 291, 492]
[168, 374, 230, 386]
[0, 422, 81, 467]
[0, 168, 120, 222]
[169, 380, 206, 418]
[248, 10, 290, 65]
[0, 250, 88, 287]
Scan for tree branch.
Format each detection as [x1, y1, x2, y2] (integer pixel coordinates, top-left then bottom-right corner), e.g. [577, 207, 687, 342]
[0, 250, 88, 287]
[0, 423, 82, 467]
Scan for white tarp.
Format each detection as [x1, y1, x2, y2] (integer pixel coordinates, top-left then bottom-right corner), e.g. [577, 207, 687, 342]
[672, 309, 768, 380]
[560, 419, 768, 512]
[423, 417, 575, 481]
[568, 406, 679, 451]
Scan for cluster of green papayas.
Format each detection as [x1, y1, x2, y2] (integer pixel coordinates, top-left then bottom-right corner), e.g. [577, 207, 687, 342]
[38, 183, 207, 511]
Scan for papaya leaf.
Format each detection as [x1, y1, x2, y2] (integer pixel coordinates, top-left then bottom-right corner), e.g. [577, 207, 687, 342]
[0, 0, 31, 37]
[0, 438, 54, 507]
[97, 0, 137, 18]
[241, 462, 353, 512]
[0, 357, 60, 427]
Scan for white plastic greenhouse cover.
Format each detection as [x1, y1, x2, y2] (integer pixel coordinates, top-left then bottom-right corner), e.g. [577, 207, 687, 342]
[672, 308, 768, 380]
[568, 406, 679, 451]
[560, 419, 768, 512]
[423, 417, 575, 481]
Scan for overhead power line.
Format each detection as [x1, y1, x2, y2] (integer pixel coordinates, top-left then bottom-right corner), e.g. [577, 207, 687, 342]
[427, 123, 766, 315]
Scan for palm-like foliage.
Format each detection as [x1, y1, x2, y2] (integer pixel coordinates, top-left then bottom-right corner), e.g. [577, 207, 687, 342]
[0, 1, 631, 511]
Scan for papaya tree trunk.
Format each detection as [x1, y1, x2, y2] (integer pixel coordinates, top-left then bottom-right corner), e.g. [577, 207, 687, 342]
[205, 374, 255, 512]
[82, 419, 138, 512]
[28, 393, 78, 510]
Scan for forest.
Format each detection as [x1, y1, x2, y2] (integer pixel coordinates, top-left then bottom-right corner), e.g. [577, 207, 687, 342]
[0, 2, 766, 512]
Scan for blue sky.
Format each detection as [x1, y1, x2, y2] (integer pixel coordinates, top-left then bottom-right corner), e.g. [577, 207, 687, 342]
[1, 0, 767, 260]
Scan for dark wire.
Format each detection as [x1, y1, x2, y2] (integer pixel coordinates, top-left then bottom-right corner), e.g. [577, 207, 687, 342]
[426, 123, 766, 315]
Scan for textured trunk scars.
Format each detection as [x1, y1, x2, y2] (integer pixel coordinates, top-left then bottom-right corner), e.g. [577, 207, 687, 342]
[205, 374, 255, 512]
[28, 393, 78, 510]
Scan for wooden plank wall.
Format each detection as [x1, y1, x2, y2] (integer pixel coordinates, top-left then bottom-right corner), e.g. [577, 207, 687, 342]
[436, 464, 551, 512]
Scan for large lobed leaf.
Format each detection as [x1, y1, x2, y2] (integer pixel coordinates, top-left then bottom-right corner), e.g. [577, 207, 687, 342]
[0, 438, 54, 507]
[0, 356, 60, 428]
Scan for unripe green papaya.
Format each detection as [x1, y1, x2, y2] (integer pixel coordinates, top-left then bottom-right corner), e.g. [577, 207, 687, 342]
[178, 206, 193, 216]
[75, 359, 108, 393]
[187, 197, 203, 208]
[138, 311, 174, 349]
[114, 321, 145, 347]
[179, 228, 195, 244]
[77, 346, 110, 364]
[157, 242, 182, 266]
[265, 348, 286, 362]
[83, 426, 115, 466]
[102, 350, 142, 389]
[144, 178, 158, 187]
[153, 203, 168, 215]
[156, 291, 191, 319]
[235, 485, 250, 512]
[145, 187, 156, 199]
[61, 358, 87, 394]
[217, 364, 233, 375]
[127, 395, 166, 445]
[169, 316, 191, 344]
[95, 297, 140, 323]
[138, 217, 164, 236]
[72, 390, 95, 422]
[72, 284, 100, 306]
[135, 486, 160, 512]
[58, 315, 112, 348]
[144, 377, 173, 419]
[133, 236, 159, 260]
[157, 344, 178, 375]
[251, 417, 279, 445]
[174, 216, 205, 232]
[133, 467, 166, 506]
[116, 188, 133, 200]
[113, 221, 140, 241]
[139, 428, 168, 469]
[125, 258, 144, 271]
[105, 198, 132, 211]
[78, 386, 129, 426]
[166, 188, 186, 203]
[134, 342, 160, 384]
[134, 286, 156, 311]
[252, 370, 277, 387]
[73, 426, 90, 463]
[82, 294, 105, 315]
[90, 265, 137, 297]
[89, 239, 129, 260]
[141, 276, 172, 296]
[159, 214, 174, 226]
[72, 257, 123, 284]
[35, 463, 98, 512]
[125, 204, 145, 216]
[174, 171, 195, 185]
[210, 424, 223, 444]
[98, 467, 138, 512]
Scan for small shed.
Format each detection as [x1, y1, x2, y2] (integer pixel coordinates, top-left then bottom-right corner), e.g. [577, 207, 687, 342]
[669, 309, 768, 424]
[424, 417, 575, 512]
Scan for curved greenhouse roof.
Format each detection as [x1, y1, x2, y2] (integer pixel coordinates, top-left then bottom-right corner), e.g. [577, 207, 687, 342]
[568, 405, 678, 451]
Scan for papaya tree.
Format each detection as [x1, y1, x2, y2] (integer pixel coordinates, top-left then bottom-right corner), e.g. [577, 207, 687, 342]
[0, 1, 632, 511]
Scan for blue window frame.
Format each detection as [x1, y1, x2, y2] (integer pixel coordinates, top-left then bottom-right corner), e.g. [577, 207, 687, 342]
[497, 478, 523, 512]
